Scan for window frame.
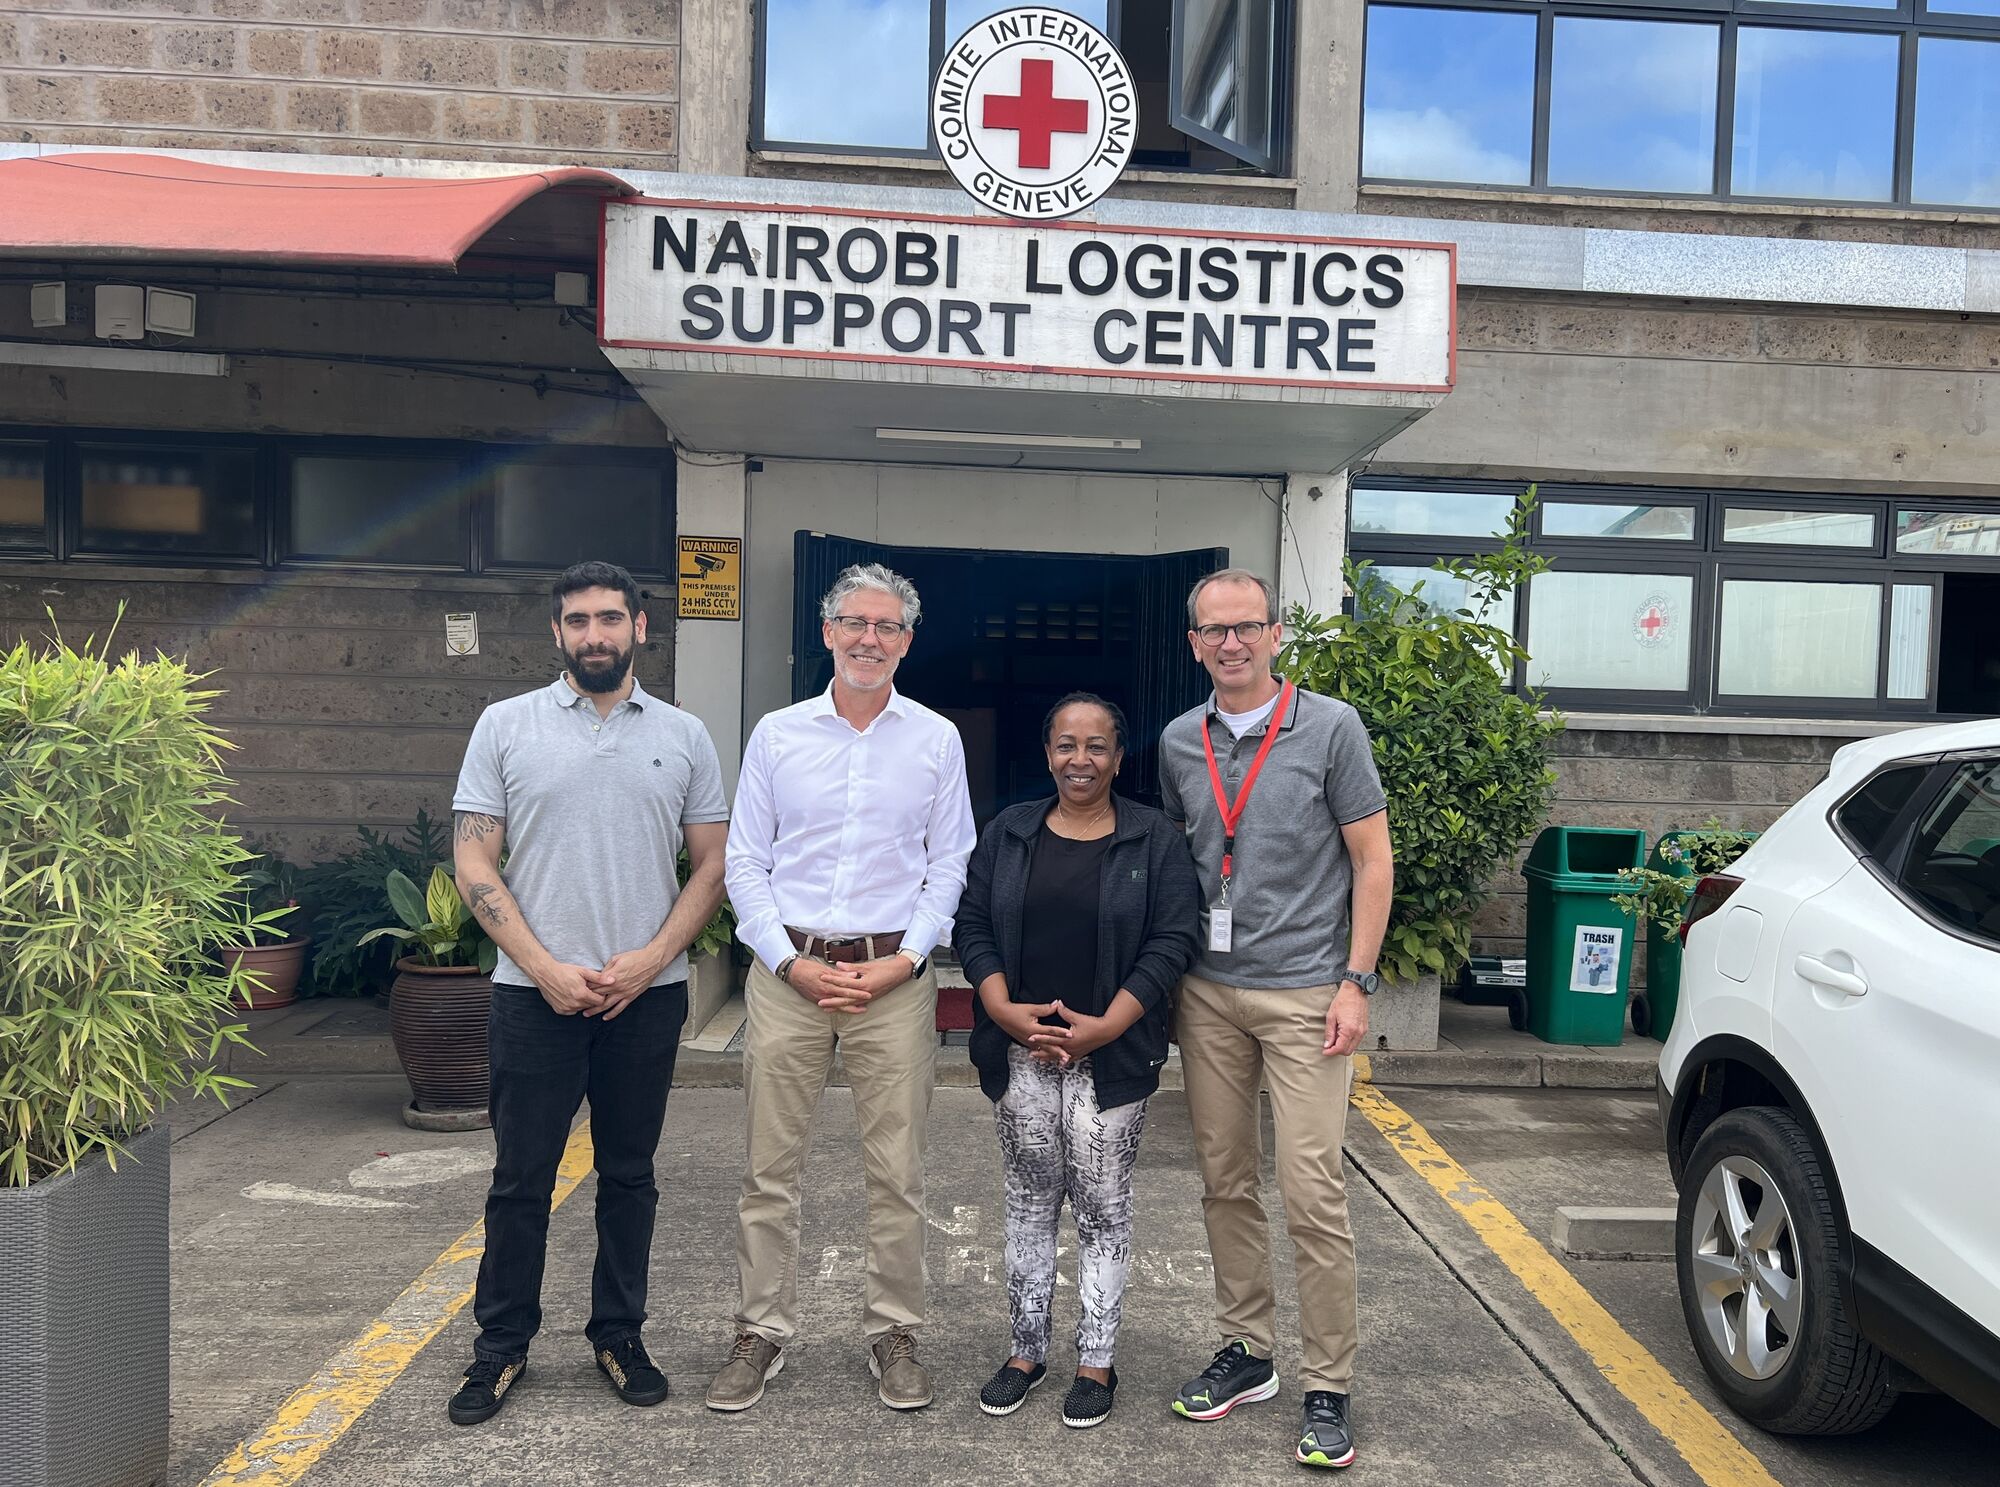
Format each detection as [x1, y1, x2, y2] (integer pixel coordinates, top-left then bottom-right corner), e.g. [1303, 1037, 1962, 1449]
[1168, 0, 1296, 172]
[277, 439, 479, 573]
[1359, 0, 2000, 211]
[1891, 751, 2000, 950]
[477, 444, 677, 578]
[65, 431, 269, 568]
[0, 436, 58, 558]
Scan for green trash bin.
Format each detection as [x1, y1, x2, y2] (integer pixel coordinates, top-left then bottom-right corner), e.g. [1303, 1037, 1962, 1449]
[1521, 826, 1645, 1047]
[1631, 829, 1759, 1041]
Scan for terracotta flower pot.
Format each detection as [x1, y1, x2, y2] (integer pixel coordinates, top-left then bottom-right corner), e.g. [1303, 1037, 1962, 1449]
[389, 958, 494, 1123]
[221, 939, 307, 1010]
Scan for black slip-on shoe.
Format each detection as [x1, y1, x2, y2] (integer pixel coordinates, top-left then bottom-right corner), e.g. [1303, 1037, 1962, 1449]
[595, 1335, 670, 1407]
[1297, 1391, 1356, 1469]
[1062, 1368, 1117, 1429]
[448, 1358, 525, 1426]
[1171, 1340, 1279, 1420]
[978, 1360, 1047, 1416]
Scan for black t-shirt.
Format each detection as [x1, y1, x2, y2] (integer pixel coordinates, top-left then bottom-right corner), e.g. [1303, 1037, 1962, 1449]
[1018, 822, 1112, 1013]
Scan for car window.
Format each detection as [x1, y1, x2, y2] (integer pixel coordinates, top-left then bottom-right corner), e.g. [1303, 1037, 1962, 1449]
[1835, 764, 1930, 859]
[1897, 759, 2000, 947]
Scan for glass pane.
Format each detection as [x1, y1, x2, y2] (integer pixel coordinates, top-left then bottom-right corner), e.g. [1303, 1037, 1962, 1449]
[1351, 487, 1515, 538]
[948, 0, 1105, 35]
[1900, 760, 2000, 943]
[1897, 509, 2000, 556]
[1525, 571, 1694, 691]
[764, 0, 930, 149]
[1916, 38, 2000, 207]
[1928, 0, 2000, 14]
[1362, 6, 1535, 185]
[1541, 501, 1695, 540]
[1732, 28, 1898, 202]
[1358, 565, 1516, 632]
[1175, 0, 1280, 165]
[1838, 764, 1929, 857]
[78, 446, 258, 558]
[1722, 506, 1876, 548]
[1719, 579, 1881, 699]
[1746, 0, 1896, 8]
[1888, 584, 1933, 700]
[288, 456, 463, 565]
[1547, 18, 1718, 194]
[0, 444, 46, 546]
[492, 462, 667, 570]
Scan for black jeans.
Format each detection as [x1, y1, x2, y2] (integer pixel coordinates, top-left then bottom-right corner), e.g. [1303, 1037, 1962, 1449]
[472, 980, 687, 1363]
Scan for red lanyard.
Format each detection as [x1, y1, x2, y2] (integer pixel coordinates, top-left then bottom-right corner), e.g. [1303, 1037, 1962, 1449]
[1200, 679, 1294, 883]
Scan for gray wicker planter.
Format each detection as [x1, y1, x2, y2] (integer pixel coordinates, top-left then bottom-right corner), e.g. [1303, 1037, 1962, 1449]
[0, 1123, 170, 1487]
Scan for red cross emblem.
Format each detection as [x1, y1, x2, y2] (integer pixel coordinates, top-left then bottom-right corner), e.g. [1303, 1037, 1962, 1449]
[1639, 607, 1665, 639]
[982, 57, 1090, 170]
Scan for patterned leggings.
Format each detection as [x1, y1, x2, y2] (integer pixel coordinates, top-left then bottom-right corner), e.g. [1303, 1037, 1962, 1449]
[993, 1044, 1148, 1369]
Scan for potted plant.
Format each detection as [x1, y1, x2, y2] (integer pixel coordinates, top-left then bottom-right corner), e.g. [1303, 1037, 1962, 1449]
[1613, 820, 1758, 1039]
[361, 865, 498, 1129]
[222, 850, 307, 1010]
[0, 617, 253, 1487]
[1280, 493, 1563, 1050]
[680, 845, 739, 1039]
[294, 810, 450, 1000]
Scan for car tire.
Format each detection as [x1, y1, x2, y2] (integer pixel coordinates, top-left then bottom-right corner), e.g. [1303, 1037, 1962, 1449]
[1676, 1107, 1895, 1435]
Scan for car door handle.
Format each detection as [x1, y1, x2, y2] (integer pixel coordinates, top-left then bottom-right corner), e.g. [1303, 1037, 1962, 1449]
[1795, 954, 1868, 997]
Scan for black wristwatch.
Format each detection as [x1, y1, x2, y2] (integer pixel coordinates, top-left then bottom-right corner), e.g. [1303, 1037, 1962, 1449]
[1341, 968, 1381, 997]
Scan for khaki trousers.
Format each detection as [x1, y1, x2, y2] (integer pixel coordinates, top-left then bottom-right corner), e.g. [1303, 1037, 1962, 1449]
[1177, 972, 1357, 1392]
[734, 956, 937, 1345]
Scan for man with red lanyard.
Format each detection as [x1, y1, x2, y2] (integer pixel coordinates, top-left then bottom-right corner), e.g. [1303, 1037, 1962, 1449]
[1157, 567, 1395, 1472]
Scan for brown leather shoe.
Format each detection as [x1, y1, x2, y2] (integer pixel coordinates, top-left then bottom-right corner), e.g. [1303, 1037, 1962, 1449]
[705, 1331, 784, 1412]
[869, 1329, 933, 1410]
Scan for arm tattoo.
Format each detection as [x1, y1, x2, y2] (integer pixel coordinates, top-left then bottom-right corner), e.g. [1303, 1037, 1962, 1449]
[455, 811, 502, 845]
[468, 881, 509, 928]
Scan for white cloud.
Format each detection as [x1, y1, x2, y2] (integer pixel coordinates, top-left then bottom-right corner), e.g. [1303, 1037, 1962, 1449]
[1363, 106, 1529, 186]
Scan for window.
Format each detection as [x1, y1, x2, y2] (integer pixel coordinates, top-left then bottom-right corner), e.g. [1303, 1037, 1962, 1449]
[1349, 478, 2000, 717]
[1835, 763, 1931, 858]
[1362, 2, 2000, 211]
[1898, 758, 2000, 944]
[757, 0, 1292, 171]
[76, 445, 259, 560]
[286, 454, 465, 566]
[1, 427, 674, 577]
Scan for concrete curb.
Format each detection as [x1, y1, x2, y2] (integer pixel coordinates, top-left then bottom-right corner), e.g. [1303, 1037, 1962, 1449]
[1554, 1206, 1676, 1261]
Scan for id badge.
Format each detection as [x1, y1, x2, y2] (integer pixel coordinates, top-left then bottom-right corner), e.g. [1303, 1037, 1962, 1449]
[1207, 907, 1234, 953]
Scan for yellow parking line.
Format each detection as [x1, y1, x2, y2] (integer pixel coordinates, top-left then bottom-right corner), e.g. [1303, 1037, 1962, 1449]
[1350, 1082, 1781, 1487]
[200, 1122, 597, 1487]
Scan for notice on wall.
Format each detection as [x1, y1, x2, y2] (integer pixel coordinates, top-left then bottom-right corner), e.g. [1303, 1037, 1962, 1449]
[1569, 926, 1623, 994]
[444, 612, 479, 657]
[677, 536, 742, 621]
[601, 201, 1454, 392]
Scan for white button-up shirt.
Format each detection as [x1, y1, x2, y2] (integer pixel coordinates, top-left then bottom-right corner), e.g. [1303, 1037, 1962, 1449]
[726, 685, 976, 972]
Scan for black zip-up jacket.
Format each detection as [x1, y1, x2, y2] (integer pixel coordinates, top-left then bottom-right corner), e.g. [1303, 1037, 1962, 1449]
[955, 794, 1202, 1111]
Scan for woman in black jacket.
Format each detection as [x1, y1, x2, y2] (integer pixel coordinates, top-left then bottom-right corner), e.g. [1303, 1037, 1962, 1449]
[955, 692, 1201, 1429]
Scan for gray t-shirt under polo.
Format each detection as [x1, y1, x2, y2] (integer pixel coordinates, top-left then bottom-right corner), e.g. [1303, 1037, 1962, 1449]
[1159, 685, 1387, 989]
[453, 675, 730, 988]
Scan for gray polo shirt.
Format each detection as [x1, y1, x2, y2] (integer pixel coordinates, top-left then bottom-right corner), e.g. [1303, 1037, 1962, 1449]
[453, 675, 729, 988]
[1159, 684, 1387, 989]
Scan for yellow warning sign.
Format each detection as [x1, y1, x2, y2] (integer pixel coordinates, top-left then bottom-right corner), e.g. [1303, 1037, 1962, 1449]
[677, 536, 742, 620]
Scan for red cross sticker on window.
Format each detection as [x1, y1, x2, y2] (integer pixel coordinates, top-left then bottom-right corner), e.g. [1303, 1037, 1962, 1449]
[1633, 596, 1673, 647]
[982, 57, 1090, 170]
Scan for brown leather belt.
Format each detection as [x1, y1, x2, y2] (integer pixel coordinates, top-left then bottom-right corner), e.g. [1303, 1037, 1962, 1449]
[785, 926, 905, 964]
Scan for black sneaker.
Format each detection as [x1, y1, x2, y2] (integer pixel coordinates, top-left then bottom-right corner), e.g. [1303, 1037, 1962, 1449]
[595, 1335, 670, 1407]
[1062, 1369, 1117, 1429]
[1297, 1391, 1356, 1469]
[1171, 1340, 1279, 1420]
[978, 1360, 1046, 1416]
[448, 1357, 525, 1426]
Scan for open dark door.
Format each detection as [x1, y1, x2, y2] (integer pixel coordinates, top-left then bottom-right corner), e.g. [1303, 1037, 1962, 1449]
[1128, 546, 1228, 803]
[792, 530, 896, 702]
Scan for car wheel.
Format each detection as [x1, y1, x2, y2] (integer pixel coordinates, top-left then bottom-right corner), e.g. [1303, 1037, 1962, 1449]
[1506, 989, 1528, 1032]
[1676, 1107, 1895, 1434]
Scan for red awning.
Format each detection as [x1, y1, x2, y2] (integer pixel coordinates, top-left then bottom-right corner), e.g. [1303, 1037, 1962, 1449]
[0, 153, 634, 270]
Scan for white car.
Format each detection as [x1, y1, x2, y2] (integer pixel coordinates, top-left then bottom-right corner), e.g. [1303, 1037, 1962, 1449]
[1659, 719, 2000, 1435]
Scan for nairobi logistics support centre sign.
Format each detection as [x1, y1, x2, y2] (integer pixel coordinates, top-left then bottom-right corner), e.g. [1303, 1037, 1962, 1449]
[600, 202, 1455, 393]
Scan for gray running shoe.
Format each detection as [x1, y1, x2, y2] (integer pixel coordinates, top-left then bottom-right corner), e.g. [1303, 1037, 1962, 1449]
[705, 1331, 784, 1412]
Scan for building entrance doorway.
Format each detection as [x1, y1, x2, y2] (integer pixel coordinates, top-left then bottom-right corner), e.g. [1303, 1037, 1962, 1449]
[793, 533, 1225, 827]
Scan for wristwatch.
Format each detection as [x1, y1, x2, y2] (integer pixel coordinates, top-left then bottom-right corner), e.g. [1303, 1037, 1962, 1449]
[898, 946, 930, 979]
[773, 954, 800, 984]
[1341, 968, 1381, 997]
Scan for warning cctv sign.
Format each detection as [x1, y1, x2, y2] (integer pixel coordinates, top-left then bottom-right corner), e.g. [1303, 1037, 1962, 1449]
[677, 536, 741, 621]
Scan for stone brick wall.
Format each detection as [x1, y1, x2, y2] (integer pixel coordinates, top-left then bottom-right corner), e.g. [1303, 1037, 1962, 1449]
[1, 564, 676, 863]
[1, 0, 679, 169]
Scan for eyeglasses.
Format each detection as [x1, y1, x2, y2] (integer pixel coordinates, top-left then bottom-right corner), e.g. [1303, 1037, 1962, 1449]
[1193, 621, 1270, 647]
[830, 616, 909, 639]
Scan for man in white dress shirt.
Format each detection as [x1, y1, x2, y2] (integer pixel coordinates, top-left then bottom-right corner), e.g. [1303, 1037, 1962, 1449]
[708, 562, 975, 1415]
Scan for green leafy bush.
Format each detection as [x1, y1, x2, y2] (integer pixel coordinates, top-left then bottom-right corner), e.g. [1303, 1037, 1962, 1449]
[232, 848, 303, 947]
[678, 846, 737, 961]
[293, 811, 449, 995]
[1613, 821, 1758, 936]
[359, 865, 497, 973]
[1280, 494, 1563, 985]
[0, 617, 253, 1186]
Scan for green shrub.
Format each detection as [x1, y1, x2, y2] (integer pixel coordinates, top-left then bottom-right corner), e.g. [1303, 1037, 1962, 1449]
[1613, 820, 1758, 936]
[359, 865, 497, 973]
[232, 847, 303, 947]
[678, 846, 737, 962]
[1279, 493, 1563, 985]
[0, 616, 253, 1186]
[293, 811, 449, 995]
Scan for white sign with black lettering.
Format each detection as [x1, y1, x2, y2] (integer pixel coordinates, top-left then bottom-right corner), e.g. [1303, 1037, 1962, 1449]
[601, 202, 1454, 392]
[1570, 926, 1623, 994]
